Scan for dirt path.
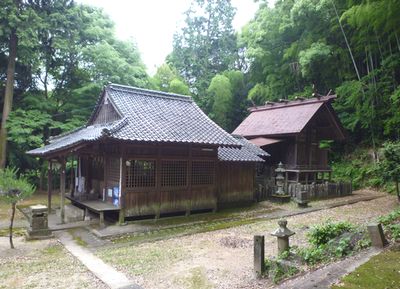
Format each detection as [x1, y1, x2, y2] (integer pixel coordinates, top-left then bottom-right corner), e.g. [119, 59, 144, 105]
[95, 192, 399, 289]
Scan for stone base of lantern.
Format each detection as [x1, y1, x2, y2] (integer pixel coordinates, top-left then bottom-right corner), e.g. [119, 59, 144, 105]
[269, 194, 291, 203]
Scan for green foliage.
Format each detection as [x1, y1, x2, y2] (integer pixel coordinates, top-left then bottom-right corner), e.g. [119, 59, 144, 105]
[331, 148, 383, 190]
[307, 220, 354, 247]
[207, 74, 233, 129]
[241, 0, 400, 145]
[295, 245, 328, 265]
[379, 141, 400, 198]
[293, 221, 369, 266]
[378, 208, 400, 241]
[0, 167, 35, 204]
[264, 258, 299, 284]
[151, 63, 190, 95]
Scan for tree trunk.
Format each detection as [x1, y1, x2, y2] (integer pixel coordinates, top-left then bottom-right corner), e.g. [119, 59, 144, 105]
[396, 180, 399, 202]
[9, 202, 16, 249]
[0, 30, 18, 169]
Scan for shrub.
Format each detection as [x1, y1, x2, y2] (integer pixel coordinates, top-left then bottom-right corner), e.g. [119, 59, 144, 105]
[264, 258, 299, 283]
[308, 220, 354, 246]
[294, 245, 328, 265]
[379, 208, 400, 241]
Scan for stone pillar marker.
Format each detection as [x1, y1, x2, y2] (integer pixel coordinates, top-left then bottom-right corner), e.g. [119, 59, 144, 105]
[254, 235, 265, 277]
[27, 204, 52, 240]
[367, 223, 388, 248]
[296, 190, 309, 208]
[271, 219, 295, 254]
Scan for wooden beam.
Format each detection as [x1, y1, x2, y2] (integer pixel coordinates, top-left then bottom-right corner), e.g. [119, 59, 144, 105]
[186, 143, 192, 216]
[47, 161, 52, 214]
[60, 157, 66, 224]
[119, 144, 126, 224]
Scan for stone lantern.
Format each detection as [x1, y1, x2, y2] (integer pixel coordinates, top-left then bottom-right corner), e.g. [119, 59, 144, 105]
[271, 219, 295, 254]
[275, 162, 286, 195]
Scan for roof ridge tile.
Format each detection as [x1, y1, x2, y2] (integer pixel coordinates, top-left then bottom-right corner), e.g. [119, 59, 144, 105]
[108, 83, 193, 102]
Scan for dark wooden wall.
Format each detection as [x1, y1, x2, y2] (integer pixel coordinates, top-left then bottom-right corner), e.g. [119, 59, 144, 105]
[123, 143, 218, 217]
[217, 162, 256, 206]
[75, 141, 258, 217]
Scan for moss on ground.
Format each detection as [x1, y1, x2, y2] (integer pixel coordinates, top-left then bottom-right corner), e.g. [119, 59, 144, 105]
[331, 248, 400, 289]
[0, 227, 26, 237]
[111, 217, 260, 245]
[175, 267, 213, 289]
[97, 244, 185, 276]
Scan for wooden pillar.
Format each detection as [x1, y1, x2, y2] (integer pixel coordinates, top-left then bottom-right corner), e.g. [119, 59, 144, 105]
[186, 144, 192, 216]
[70, 156, 75, 195]
[60, 157, 66, 224]
[155, 144, 161, 219]
[118, 145, 126, 225]
[47, 160, 53, 214]
[99, 211, 105, 228]
[103, 153, 108, 202]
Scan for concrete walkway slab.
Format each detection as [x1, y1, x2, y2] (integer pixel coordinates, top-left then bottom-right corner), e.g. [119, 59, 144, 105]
[56, 231, 142, 289]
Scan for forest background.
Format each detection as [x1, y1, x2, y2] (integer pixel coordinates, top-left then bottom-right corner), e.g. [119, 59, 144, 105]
[0, 0, 399, 192]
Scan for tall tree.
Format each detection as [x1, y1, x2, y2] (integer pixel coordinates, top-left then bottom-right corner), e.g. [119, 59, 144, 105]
[0, 0, 40, 168]
[150, 63, 190, 95]
[207, 74, 233, 129]
[168, 0, 237, 106]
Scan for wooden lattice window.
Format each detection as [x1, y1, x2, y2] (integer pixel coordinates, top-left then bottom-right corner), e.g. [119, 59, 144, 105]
[161, 160, 187, 187]
[126, 160, 156, 188]
[192, 161, 215, 185]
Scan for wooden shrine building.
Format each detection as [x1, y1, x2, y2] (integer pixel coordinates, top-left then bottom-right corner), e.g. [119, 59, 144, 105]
[28, 84, 266, 224]
[233, 94, 346, 185]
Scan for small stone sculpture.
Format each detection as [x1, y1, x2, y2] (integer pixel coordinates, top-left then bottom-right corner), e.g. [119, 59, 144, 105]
[271, 219, 295, 254]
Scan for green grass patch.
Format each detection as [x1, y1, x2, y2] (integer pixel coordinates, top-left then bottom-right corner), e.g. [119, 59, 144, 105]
[331, 249, 400, 289]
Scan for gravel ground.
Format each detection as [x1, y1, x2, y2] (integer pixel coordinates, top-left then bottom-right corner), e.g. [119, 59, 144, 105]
[0, 237, 107, 289]
[97, 190, 399, 289]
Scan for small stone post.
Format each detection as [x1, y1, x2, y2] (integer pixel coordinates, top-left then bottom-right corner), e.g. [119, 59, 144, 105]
[27, 204, 52, 240]
[271, 219, 295, 255]
[367, 223, 388, 248]
[296, 190, 309, 208]
[254, 235, 265, 277]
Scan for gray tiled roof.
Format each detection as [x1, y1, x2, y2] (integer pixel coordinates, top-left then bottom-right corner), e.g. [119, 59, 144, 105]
[218, 147, 264, 162]
[27, 119, 126, 156]
[218, 135, 268, 162]
[232, 135, 269, 157]
[27, 84, 241, 156]
[106, 84, 240, 146]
